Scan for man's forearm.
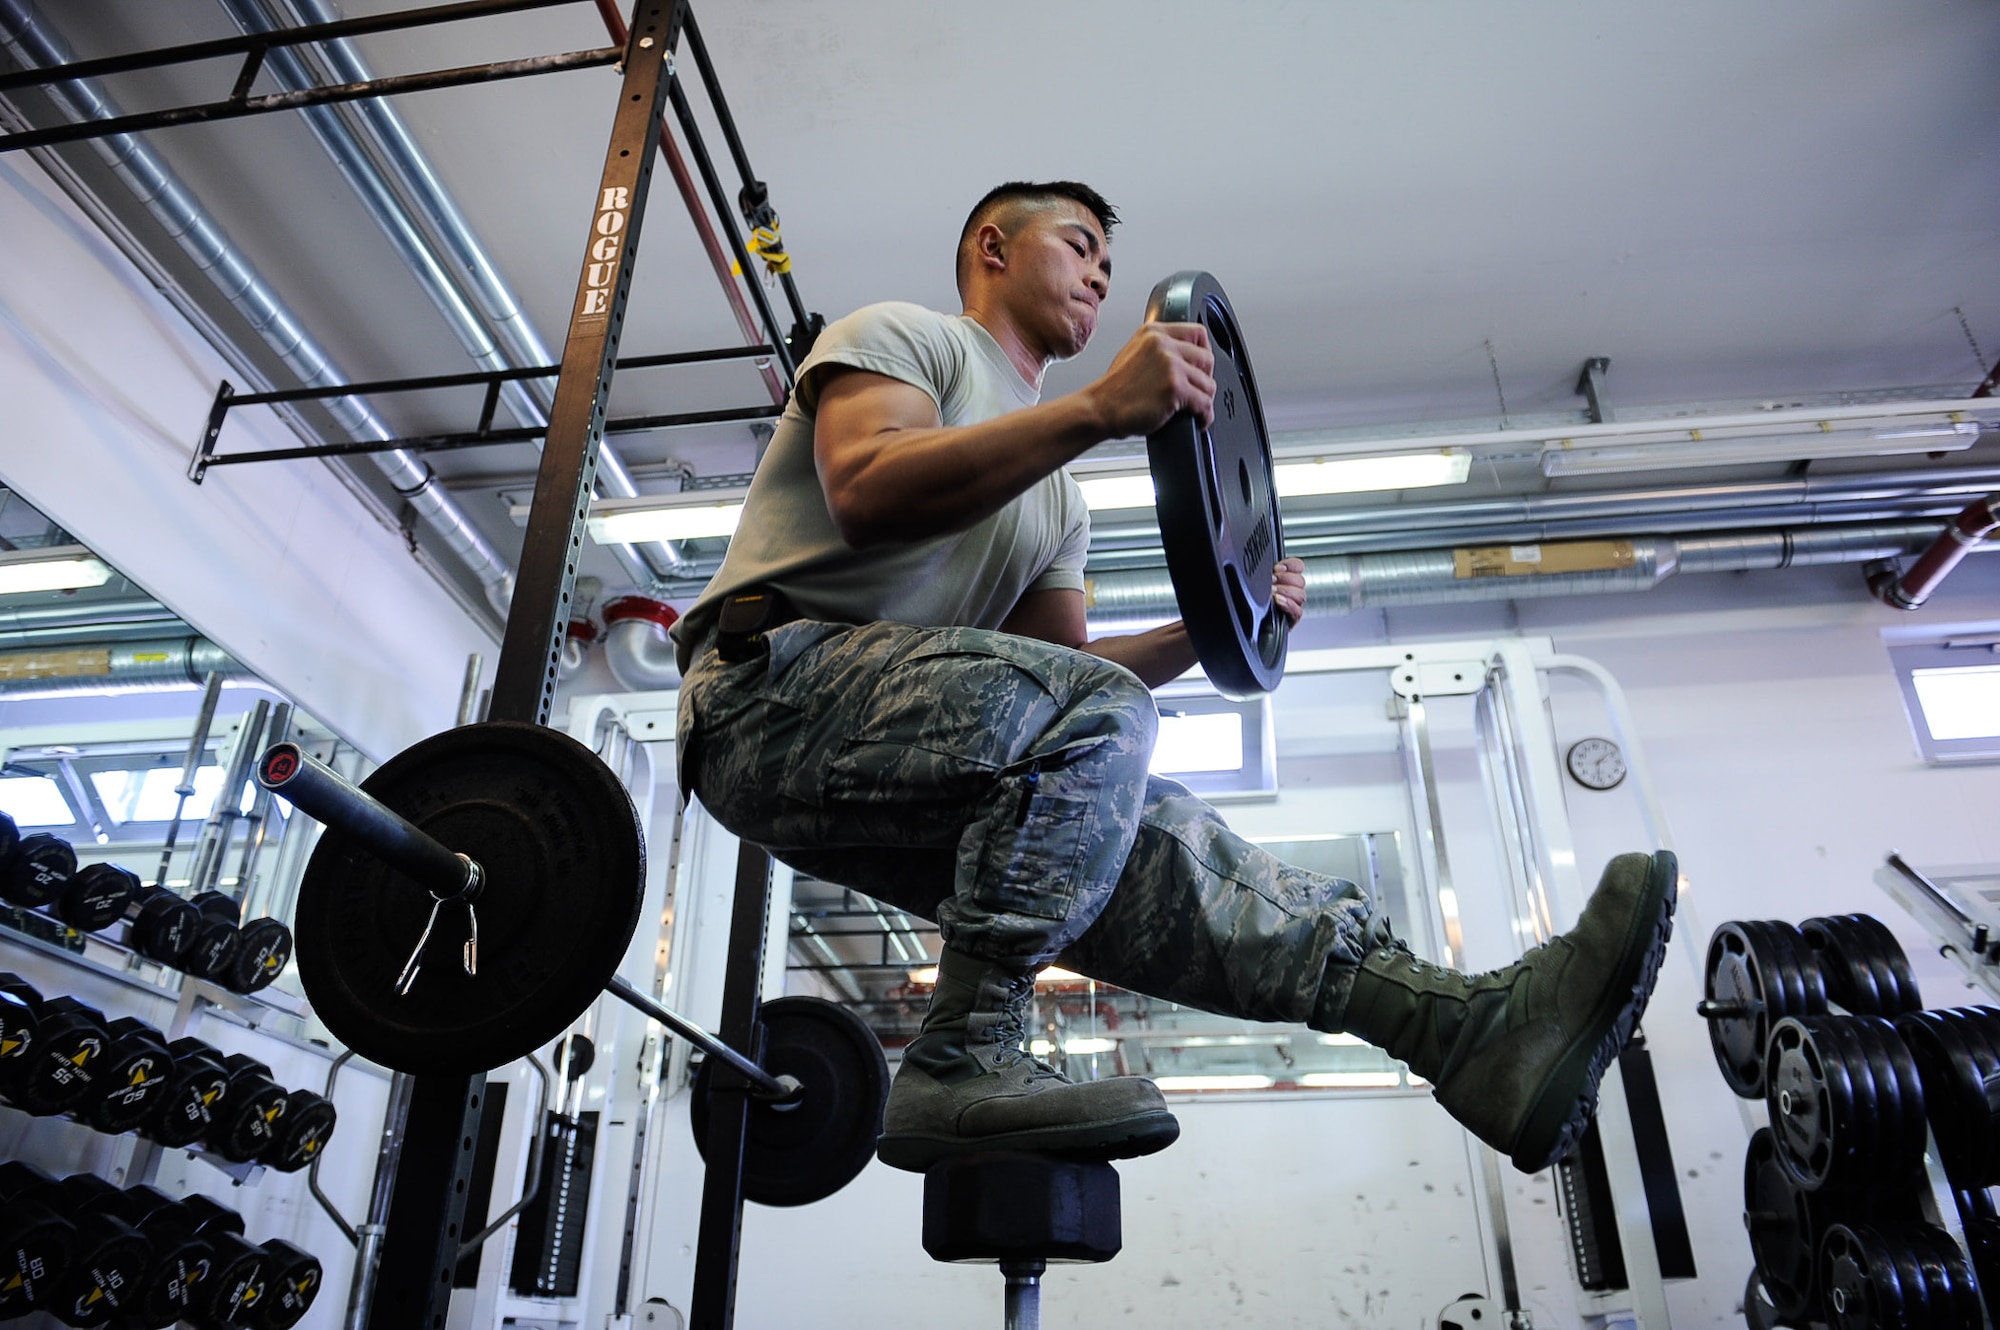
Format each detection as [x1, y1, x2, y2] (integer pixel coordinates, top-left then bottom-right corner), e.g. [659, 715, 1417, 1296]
[821, 393, 1110, 546]
[1082, 622, 1198, 690]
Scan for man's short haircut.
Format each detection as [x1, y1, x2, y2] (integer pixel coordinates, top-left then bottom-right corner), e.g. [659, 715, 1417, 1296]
[956, 181, 1119, 296]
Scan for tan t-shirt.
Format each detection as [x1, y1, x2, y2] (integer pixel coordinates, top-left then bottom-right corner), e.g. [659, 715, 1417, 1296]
[672, 302, 1090, 668]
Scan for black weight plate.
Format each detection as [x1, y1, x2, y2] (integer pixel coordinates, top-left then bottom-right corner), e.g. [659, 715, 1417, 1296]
[3, 834, 75, 909]
[1143, 270, 1285, 700]
[1743, 1268, 1788, 1330]
[1706, 921, 1823, 1098]
[1966, 1216, 2000, 1322]
[294, 721, 645, 1075]
[1902, 1010, 1996, 1187]
[128, 891, 200, 965]
[1852, 1017, 1927, 1186]
[1881, 1228, 1935, 1329]
[0, 810, 18, 871]
[1771, 1016, 1876, 1191]
[1823, 1223, 1920, 1330]
[254, 1239, 322, 1330]
[689, 995, 888, 1207]
[1911, 1223, 1984, 1329]
[1744, 1126, 1817, 1320]
[226, 919, 292, 994]
[262, 1090, 336, 1173]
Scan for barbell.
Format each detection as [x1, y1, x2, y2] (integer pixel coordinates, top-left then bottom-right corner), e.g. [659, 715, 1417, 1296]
[257, 727, 887, 1207]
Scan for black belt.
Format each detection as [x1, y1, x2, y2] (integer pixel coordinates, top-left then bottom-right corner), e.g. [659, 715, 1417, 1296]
[714, 586, 801, 663]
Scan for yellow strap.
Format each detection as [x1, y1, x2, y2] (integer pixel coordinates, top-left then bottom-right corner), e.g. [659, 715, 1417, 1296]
[747, 220, 792, 275]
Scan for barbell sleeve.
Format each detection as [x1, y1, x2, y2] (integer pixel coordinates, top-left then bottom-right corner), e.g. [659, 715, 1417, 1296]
[605, 975, 795, 1101]
[257, 742, 482, 901]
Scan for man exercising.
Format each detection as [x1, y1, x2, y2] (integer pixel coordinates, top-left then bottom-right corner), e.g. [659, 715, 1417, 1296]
[671, 181, 1674, 1175]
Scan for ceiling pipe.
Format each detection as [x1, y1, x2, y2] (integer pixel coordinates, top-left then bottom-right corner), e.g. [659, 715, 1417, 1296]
[0, 0, 516, 615]
[1866, 494, 2000, 611]
[225, 0, 688, 585]
[1081, 520, 1983, 624]
[600, 595, 681, 690]
[0, 635, 249, 695]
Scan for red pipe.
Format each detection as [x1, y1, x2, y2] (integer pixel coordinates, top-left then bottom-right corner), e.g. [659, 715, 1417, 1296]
[1869, 494, 2000, 610]
[592, 0, 786, 405]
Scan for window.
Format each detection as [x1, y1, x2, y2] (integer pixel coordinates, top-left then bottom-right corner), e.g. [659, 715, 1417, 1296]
[0, 775, 75, 828]
[1888, 635, 2000, 763]
[89, 765, 228, 823]
[1149, 687, 1275, 798]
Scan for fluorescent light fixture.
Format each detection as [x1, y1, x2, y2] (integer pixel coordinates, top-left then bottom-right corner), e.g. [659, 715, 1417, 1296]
[587, 500, 743, 545]
[1064, 1037, 1117, 1055]
[1076, 474, 1157, 511]
[1154, 1074, 1275, 1092]
[1911, 665, 2000, 741]
[1540, 421, 1980, 477]
[911, 964, 1087, 986]
[1029, 1038, 1053, 1057]
[1274, 451, 1470, 497]
[1298, 1071, 1404, 1089]
[1075, 450, 1469, 511]
[0, 548, 114, 596]
[907, 966, 939, 985]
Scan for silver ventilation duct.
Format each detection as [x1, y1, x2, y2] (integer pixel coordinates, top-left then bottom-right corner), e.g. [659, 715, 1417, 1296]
[0, 597, 184, 647]
[221, 0, 689, 583]
[0, 0, 516, 613]
[0, 635, 250, 694]
[1082, 520, 1985, 624]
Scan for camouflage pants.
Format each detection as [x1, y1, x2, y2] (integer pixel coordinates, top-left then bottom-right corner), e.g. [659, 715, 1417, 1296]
[677, 620, 1377, 1026]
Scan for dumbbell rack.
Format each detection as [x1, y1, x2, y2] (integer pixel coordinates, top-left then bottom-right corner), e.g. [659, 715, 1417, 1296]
[0, 902, 318, 1189]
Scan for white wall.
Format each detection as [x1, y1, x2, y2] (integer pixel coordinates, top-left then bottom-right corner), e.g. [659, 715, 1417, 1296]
[0, 154, 493, 760]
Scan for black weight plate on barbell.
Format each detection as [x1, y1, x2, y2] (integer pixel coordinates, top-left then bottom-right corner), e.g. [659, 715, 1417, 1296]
[1899, 1010, 1996, 1187]
[1965, 1216, 2000, 1322]
[1771, 1016, 1892, 1192]
[1803, 915, 1921, 1017]
[1742, 1268, 1791, 1330]
[294, 721, 645, 1076]
[689, 995, 888, 1208]
[226, 918, 292, 994]
[1744, 1126, 1818, 1321]
[1143, 270, 1286, 700]
[1705, 920, 1824, 1098]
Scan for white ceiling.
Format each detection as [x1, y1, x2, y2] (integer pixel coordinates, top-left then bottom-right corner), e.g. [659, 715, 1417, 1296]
[24, 0, 2000, 523]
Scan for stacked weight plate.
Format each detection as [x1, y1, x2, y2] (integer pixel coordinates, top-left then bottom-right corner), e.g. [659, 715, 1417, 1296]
[1703, 914, 1990, 1328]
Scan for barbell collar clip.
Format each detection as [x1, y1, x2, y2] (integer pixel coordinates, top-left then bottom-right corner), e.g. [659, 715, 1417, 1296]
[257, 741, 486, 903]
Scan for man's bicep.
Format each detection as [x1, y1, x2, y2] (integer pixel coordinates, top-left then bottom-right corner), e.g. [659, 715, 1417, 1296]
[812, 367, 943, 480]
[999, 587, 1089, 649]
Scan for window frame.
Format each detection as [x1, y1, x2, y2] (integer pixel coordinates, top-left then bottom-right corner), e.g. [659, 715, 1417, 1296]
[1887, 635, 2000, 765]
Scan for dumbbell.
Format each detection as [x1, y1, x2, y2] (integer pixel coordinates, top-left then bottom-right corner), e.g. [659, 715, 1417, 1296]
[0, 808, 18, 876]
[184, 892, 293, 994]
[80, 1017, 174, 1135]
[123, 884, 202, 965]
[0, 1164, 77, 1318]
[52, 863, 141, 934]
[255, 1240, 323, 1330]
[200, 1230, 269, 1329]
[0, 1165, 154, 1329]
[260, 1087, 337, 1174]
[145, 1037, 231, 1149]
[207, 1054, 288, 1163]
[0, 971, 35, 1064]
[0, 980, 109, 1116]
[2, 832, 77, 909]
[182, 891, 243, 985]
[85, 1184, 219, 1330]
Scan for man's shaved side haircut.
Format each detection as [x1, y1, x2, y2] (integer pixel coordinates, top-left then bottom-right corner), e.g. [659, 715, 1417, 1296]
[956, 181, 1119, 296]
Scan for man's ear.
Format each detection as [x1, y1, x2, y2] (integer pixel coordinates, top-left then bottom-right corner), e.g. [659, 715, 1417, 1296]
[974, 220, 1009, 275]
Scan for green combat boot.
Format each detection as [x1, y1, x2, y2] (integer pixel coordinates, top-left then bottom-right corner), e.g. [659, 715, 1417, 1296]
[875, 948, 1180, 1172]
[1337, 849, 1677, 1173]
